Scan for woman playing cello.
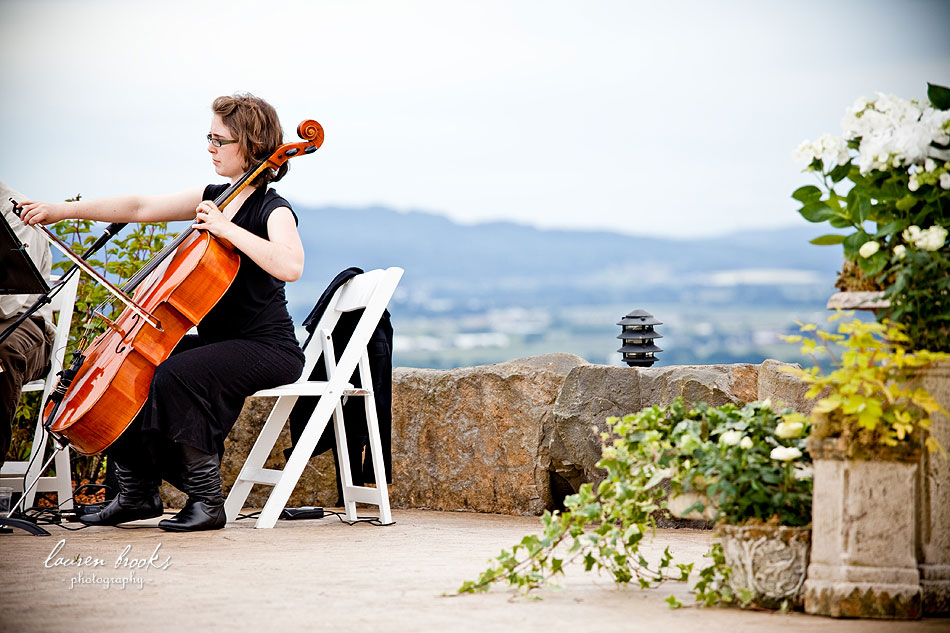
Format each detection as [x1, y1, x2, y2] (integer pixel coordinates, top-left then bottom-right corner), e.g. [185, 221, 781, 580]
[20, 93, 306, 531]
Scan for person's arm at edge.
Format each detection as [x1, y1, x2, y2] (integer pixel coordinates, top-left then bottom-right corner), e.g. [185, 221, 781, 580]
[18, 188, 204, 226]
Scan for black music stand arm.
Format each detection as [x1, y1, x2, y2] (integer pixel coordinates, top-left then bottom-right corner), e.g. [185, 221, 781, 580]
[0, 285, 57, 347]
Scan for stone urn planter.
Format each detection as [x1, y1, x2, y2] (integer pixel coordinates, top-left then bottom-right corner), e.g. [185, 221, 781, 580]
[719, 524, 810, 609]
[918, 361, 950, 615]
[803, 438, 922, 619]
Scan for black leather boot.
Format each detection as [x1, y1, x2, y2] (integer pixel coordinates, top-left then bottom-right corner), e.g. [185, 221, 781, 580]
[78, 459, 162, 526]
[158, 443, 226, 532]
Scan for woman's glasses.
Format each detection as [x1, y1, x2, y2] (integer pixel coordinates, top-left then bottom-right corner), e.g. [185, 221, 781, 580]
[207, 134, 238, 148]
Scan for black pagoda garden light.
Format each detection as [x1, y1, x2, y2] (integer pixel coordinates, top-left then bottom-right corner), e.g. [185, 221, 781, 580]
[617, 309, 662, 367]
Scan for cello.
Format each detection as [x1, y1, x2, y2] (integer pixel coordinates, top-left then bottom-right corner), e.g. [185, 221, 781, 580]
[39, 119, 324, 456]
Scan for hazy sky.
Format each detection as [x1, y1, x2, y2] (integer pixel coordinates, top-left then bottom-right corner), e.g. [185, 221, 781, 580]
[1, 0, 948, 238]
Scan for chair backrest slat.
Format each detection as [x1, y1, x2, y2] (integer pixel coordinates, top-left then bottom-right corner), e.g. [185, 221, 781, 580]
[298, 267, 403, 381]
[331, 269, 388, 313]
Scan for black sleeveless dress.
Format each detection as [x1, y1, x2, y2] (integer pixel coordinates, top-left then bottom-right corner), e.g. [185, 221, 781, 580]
[111, 185, 305, 463]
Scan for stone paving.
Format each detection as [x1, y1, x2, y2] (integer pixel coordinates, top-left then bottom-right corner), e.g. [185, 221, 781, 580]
[0, 509, 947, 633]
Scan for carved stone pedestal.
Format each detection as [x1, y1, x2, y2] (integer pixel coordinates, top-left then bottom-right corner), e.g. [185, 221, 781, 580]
[918, 362, 950, 615]
[720, 524, 810, 609]
[804, 446, 921, 619]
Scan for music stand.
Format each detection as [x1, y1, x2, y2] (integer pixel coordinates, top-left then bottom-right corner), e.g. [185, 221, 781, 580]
[0, 210, 50, 295]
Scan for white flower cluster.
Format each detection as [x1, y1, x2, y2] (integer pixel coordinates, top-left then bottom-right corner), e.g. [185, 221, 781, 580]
[769, 419, 805, 462]
[860, 225, 946, 258]
[718, 429, 754, 449]
[794, 92, 950, 179]
[792, 133, 850, 167]
[842, 93, 950, 174]
[903, 225, 949, 251]
[717, 417, 807, 461]
[909, 157, 950, 191]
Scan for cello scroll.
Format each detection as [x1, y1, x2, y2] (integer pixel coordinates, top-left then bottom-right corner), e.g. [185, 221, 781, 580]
[297, 119, 324, 144]
[266, 119, 325, 167]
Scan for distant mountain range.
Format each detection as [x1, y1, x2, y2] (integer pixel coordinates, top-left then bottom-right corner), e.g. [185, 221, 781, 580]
[287, 204, 843, 318]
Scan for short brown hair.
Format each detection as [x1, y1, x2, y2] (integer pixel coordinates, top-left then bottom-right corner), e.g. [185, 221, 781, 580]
[212, 93, 286, 187]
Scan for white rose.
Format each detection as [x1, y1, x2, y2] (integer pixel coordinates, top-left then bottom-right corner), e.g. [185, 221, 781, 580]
[770, 446, 803, 461]
[926, 158, 937, 172]
[859, 241, 880, 258]
[739, 436, 754, 450]
[719, 430, 743, 446]
[908, 175, 920, 191]
[893, 244, 907, 259]
[941, 173, 950, 190]
[903, 225, 923, 242]
[775, 421, 805, 439]
[917, 226, 948, 251]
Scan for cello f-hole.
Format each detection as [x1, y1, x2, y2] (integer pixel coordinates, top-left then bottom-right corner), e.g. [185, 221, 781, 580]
[123, 314, 140, 345]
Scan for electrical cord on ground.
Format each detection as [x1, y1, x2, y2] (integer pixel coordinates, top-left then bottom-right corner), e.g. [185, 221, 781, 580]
[15, 503, 88, 531]
[322, 508, 393, 527]
[236, 511, 261, 521]
[10, 481, 112, 531]
[235, 505, 394, 526]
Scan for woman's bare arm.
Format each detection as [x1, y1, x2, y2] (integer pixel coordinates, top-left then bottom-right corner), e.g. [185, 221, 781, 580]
[19, 188, 204, 226]
[194, 202, 304, 282]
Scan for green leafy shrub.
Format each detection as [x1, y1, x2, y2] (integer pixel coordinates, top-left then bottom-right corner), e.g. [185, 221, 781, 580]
[670, 401, 811, 528]
[884, 239, 950, 353]
[459, 398, 811, 606]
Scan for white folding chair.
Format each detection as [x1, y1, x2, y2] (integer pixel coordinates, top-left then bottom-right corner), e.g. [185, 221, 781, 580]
[1, 274, 79, 510]
[224, 267, 403, 528]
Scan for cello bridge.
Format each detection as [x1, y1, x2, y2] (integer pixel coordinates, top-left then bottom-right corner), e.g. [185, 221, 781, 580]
[94, 310, 129, 339]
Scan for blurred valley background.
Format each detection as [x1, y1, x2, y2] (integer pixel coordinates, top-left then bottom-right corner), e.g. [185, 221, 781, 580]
[288, 204, 845, 370]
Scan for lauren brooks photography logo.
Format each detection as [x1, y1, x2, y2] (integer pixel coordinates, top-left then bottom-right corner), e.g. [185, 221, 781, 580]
[44, 538, 172, 590]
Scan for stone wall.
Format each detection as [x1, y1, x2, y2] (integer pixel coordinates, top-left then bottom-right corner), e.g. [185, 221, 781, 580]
[391, 353, 587, 515]
[197, 354, 812, 516]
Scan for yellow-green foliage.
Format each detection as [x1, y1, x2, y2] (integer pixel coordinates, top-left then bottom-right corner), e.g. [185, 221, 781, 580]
[781, 313, 949, 455]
